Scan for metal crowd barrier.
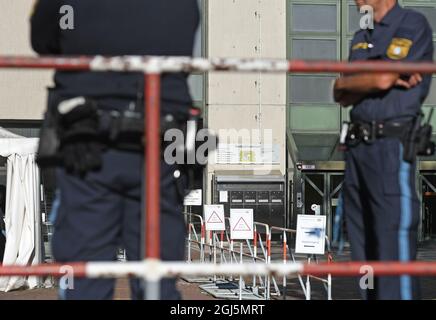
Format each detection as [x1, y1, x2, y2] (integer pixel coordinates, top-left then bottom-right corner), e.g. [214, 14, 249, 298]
[182, 213, 209, 283]
[269, 226, 332, 300]
[196, 217, 269, 300]
[184, 211, 333, 300]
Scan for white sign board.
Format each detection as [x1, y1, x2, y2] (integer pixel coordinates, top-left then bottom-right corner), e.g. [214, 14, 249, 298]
[295, 215, 326, 255]
[184, 189, 202, 206]
[204, 205, 225, 231]
[219, 191, 228, 203]
[230, 208, 253, 240]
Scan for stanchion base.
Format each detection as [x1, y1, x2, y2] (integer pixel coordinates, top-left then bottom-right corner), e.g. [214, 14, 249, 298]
[181, 276, 216, 284]
[199, 281, 265, 300]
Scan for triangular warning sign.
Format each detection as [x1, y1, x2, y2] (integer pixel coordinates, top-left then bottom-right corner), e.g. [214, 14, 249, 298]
[207, 211, 223, 223]
[232, 217, 251, 231]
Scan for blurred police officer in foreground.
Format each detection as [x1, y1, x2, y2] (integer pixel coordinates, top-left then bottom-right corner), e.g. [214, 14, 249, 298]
[334, 0, 433, 299]
[31, 0, 199, 299]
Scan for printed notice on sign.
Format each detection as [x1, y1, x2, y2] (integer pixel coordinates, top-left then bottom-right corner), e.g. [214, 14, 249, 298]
[184, 189, 202, 206]
[219, 191, 228, 203]
[215, 144, 280, 164]
[204, 205, 225, 231]
[295, 214, 326, 255]
[230, 208, 253, 240]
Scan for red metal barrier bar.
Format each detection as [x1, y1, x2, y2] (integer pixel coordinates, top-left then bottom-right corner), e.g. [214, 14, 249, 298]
[267, 236, 271, 264]
[303, 262, 436, 277]
[0, 263, 86, 277]
[1, 261, 436, 277]
[0, 56, 92, 71]
[201, 223, 205, 246]
[253, 230, 257, 248]
[1, 55, 436, 74]
[287, 60, 436, 74]
[144, 73, 161, 260]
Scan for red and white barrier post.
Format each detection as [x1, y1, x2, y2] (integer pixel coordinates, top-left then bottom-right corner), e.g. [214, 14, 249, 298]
[1, 55, 436, 299]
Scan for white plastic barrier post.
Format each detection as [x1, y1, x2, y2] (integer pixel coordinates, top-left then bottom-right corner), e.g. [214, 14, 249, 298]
[326, 236, 333, 300]
[183, 213, 205, 264]
[201, 223, 205, 262]
[252, 222, 270, 299]
[306, 256, 312, 300]
[187, 223, 192, 263]
[239, 242, 243, 300]
[213, 231, 217, 283]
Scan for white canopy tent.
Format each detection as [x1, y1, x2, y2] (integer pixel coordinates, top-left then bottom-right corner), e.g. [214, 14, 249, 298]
[0, 127, 43, 291]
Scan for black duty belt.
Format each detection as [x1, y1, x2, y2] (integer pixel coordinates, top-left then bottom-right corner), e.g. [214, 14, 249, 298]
[96, 106, 200, 152]
[340, 120, 413, 147]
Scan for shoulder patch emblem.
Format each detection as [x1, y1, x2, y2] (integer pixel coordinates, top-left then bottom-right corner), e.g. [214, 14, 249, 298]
[387, 38, 412, 60]
[352, 42, 369, 51]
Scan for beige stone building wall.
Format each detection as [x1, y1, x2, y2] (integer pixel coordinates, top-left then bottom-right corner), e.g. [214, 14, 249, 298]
[0, 1, 52, 121]
[205, 0, 287, 203]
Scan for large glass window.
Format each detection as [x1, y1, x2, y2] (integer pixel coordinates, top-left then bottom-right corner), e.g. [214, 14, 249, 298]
[402, 1, 436, 126]
[291, 4, 338, 32]
[287, 0, 340, 139]
[289, 75, 336, 104]
[291, 39, 337, 60]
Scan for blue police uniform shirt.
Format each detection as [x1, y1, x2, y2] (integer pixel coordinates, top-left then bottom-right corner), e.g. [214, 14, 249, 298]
[31, 0, 199, 115]
[349, 3, 434, 122]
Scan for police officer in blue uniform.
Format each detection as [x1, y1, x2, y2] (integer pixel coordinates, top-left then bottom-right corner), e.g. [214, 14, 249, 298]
[31, 0, 199, 299]
[334, 0, 433, 299]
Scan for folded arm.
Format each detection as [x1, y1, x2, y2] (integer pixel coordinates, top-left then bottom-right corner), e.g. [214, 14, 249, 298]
[334, 73, 423, 107]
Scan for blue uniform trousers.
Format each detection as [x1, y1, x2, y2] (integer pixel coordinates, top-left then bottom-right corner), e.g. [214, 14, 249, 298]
[343, 138, 420, 300]
[51, 149, 187, 300]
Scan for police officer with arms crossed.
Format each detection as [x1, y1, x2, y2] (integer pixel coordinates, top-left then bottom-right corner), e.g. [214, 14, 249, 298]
[334, 0, 433, 299]
[31, 0, 199, 299]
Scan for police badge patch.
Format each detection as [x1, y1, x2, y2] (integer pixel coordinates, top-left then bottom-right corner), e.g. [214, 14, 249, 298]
[387, 38, 413, 60]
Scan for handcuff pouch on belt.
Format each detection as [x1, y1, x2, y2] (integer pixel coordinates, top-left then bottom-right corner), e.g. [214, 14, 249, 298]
[37, 93, 108, 176]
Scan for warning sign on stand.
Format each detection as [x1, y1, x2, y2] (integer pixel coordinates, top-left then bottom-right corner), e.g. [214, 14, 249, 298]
[230, 208, 253, 240]
[295, 214, 326, 255]
[204, 205, 225, 231]
[184, 189, 202, 206]
[233, 217, 251, 231]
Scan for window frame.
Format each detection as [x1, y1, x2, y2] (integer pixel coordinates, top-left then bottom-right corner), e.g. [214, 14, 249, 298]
[287, 0, 341, 134]
[401, 0, 436, 124]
